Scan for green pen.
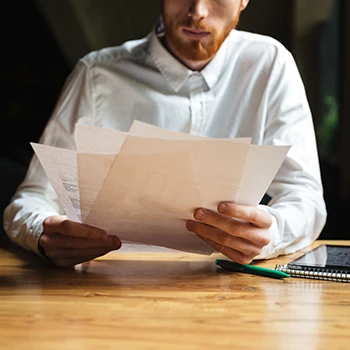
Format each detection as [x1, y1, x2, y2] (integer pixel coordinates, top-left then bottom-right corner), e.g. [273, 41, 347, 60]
[215, 259, 290, 279]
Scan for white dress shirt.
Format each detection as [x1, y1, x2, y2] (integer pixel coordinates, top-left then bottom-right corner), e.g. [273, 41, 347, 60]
[3, 28, 327, 259]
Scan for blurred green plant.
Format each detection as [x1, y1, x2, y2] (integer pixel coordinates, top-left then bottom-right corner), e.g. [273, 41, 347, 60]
[317, 95, 339, 160]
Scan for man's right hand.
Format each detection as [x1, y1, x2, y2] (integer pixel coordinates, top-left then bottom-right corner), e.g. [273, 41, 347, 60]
[38, 215, 122, 267]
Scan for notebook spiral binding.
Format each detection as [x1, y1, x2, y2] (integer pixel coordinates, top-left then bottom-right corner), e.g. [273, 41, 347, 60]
[275, 264, 350, 283]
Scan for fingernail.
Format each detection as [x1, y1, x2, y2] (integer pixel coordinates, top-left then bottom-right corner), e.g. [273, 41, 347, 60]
[218, 203, 228, 213]
[194, 209, 205, 221]
[186, 221, 196, 231]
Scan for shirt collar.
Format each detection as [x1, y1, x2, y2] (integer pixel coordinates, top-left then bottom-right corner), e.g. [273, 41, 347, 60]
[148, 28, 233, 92]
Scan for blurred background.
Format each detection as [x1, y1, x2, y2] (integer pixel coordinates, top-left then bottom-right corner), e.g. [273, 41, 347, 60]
[1, 0, 349, 239]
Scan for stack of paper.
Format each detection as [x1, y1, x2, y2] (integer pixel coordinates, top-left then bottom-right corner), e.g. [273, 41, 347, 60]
[31, 121, 290, 254]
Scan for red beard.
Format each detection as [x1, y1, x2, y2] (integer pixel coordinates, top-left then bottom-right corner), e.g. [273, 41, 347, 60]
[163, 15, 241, 62]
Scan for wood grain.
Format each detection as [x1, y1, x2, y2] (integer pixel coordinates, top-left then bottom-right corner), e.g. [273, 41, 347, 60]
[1, 240, 349, 350]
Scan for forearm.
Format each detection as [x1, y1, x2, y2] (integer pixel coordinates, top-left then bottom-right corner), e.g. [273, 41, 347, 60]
[3, 183, 63, 256]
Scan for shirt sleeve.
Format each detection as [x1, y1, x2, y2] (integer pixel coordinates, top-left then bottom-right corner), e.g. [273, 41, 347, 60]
[3, 60, 94, 256]
[254, 48, 327, 260]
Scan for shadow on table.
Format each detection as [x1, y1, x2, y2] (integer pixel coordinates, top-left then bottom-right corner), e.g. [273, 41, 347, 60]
[1, 242, 241, 293]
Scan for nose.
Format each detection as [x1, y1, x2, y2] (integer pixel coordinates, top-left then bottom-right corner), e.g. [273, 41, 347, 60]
[188, 0, 209, 21]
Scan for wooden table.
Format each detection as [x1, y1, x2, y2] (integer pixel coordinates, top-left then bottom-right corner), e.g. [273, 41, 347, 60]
[1, 240, 349, 350]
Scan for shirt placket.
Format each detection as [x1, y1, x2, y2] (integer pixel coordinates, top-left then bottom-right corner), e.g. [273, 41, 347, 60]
[188, 73, 207, 136]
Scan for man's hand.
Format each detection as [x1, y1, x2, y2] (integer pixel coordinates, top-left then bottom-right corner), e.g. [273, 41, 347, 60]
[186, 202, 272, 264]
[39, 215, 122, 267]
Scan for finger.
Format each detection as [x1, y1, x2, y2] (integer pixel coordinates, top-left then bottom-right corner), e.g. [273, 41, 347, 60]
[47, 246, 121, 267]
[40, 232, 121, 252]
[217, 203, 273, 228]
[187, 220, 263, 257]
[199, 235, 254, 265]
[43, 216, 108, 240]
[192, 209, 270, 246]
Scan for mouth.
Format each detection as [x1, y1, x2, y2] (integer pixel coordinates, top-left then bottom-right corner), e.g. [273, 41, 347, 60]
[182, 28, 210, 40]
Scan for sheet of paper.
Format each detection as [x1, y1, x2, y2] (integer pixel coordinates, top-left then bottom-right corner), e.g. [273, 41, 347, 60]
[113, 135, 251, 208]
[234, 144, 291, 205]
[77, 153, 116, 222]
[30, 143, 81, 222]
[74, 123, 127, 153]
[129, 120, 252, 144]
[74, 124, 127, 220]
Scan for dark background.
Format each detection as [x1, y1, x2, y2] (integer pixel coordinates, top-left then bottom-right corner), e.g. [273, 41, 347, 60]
[1, 0, 349, 240]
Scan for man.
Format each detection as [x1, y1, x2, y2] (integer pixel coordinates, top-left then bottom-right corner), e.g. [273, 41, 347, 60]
[3, 0, 327, 267]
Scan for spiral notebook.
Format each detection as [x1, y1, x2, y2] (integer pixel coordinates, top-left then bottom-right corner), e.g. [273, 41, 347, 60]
[275, 244, 350, 282]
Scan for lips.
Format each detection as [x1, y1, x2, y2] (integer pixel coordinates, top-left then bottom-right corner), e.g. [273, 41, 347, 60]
[182, 28, 210, 40]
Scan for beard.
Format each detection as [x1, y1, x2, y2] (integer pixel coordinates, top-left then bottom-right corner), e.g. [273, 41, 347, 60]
[162, 14, 241, 62]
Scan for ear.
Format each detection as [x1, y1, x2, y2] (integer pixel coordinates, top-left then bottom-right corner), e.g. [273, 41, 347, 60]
[240, 0, 250, 11]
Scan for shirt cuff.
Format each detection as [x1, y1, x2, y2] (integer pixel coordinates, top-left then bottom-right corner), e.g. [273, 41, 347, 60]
[28, 219, 47, 257]
[253, 205, 282, 260]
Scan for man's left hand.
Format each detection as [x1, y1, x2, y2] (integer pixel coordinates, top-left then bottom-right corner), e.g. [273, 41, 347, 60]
[186, 202, 272, 264]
